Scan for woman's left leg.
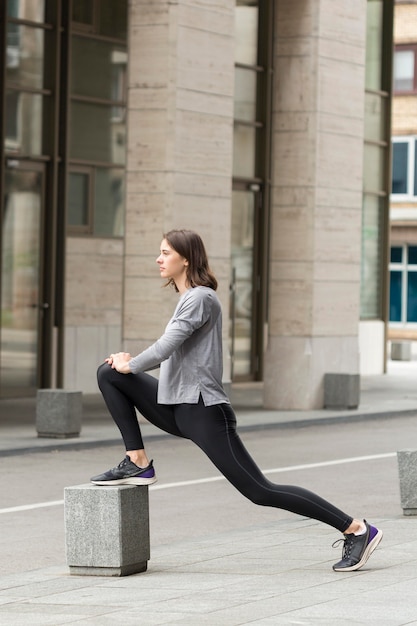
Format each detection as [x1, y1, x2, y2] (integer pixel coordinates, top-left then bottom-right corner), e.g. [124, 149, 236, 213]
[174, 399, 352, 532]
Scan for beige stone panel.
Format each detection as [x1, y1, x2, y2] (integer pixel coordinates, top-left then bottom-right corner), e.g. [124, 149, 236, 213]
[128, 25, 170, 88]
[125, 192, 167, 256]
[177, 2, 234, 36]
[66, 237, 123, 257]
[318, 112, 364, 139]
[315, 186, 362, 211]
[394, 4, 417, 44]
[128, 88, 169, 111]
[275, 37, 313, 59]
[275, 112, 309, 133]
[313, 206, 361, 263]
[126, 171, 170, 194]
[316, 131, 364, 192]
[127, 109, 171, 170]
[174, 110, 233, 175]
[313, 280, 359, 336]
[174, 172, 230, 198]
[270, 260, 313, 282]
[273, 56, 317, 113]
[319, 0, 366, 48]
[177, 88, 233, 118]
[124, 276, 174, 339]
[263, 335, 359, 409]
[275, 0, 317, 39]
[318, 57, 365, 120]
[269, 204, 315, 262]
[314, 261, 360, 283]
[272, 185, 312, 209]
[272, 130, 316, 187]
[319, 36, 365, 66]
[129, 1, 170, 27]
[268, 277, 313, 336]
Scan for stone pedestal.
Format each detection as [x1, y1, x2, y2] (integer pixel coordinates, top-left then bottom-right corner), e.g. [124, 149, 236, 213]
[397, 450, 417, 515]
[323, 373, 360, 410]
[391, 341, 412, 361]
[65, 484, 150, 576]
[36, 389, 82, 438]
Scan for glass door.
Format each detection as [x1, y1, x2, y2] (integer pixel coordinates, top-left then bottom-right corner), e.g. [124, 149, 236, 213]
[1, 162, 45, 395]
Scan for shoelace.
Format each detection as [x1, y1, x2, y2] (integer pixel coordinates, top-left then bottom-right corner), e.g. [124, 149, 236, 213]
[332, 535, 354, 558]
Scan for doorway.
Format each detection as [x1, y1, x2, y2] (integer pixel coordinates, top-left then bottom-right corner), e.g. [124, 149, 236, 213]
[1, 161, 46, 395]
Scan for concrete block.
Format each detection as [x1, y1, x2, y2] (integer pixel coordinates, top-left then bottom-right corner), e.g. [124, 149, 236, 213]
[64, 484, 150, 576]
[36, 389, 82, 438]
[397, 450, 417, 515]
[391, 341, 412, 361]
[323, 373, 360, 409]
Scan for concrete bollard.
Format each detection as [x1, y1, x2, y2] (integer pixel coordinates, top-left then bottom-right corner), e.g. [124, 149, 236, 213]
[64, 484, 150, 576]
[36, 389, 82, 438]
[323, 373, 360, 410]
[391, 341, 412, 361]
[397, 450, 417, 515]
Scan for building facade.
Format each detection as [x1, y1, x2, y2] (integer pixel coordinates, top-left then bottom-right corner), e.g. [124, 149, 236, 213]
[0, 0, 393, 410]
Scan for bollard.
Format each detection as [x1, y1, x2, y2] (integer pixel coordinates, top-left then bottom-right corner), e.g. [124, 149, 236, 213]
[397, 450, 417, 515]
[323, 373, 360, 410]
[64, 483, 150, 576]
[36, 389, 82, 438]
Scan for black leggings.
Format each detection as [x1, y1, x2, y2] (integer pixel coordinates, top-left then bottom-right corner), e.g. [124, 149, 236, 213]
[97, 363, 353, 533]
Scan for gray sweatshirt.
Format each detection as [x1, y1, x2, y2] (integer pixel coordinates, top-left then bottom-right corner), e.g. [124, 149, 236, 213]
[128, 286, 230, 406]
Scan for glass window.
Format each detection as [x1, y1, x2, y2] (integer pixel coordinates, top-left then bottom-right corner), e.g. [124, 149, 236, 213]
[363, 143, 385, 193]
[6, 24, 45, 89]
[365, 0, 383, 91]
[5, 91, 43, 155]
[99, 0, 128, 40]
[70, 101, 126, 165]
[394, 49, 415, 92]
[93, 168, 124, 236]
[361, 195, 383, 318]
[68, 172, 90, 228]
[364, 92, 386, 143]
[389, 271, 402, 322]
[72, 0, 93, 25]
[234, 67, 257, 122]
[7, 0, 45, 22]
[409, 247, 417, 265]
[407, 272, 417, 322]
[390, 246, 403, 263]
[392, 142, 409, 194]
[235, 3, 258, 65]
[71, 38, 127, 102]
[233, 125, 256, 178]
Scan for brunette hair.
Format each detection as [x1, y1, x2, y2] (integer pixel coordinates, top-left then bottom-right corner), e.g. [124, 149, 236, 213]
[163, 229, 218, 292]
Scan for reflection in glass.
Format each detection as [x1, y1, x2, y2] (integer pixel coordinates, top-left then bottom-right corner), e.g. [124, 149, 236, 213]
[394, 49, 415, 92]
[7, 0, 45, 22]
[234, 67, 257, 121]
[70, 101, 126, 165]
[407, 272, 417, 322]
[390, 246, 402, 263]
[361, 194, 383, 319]
[363, 143, 384, 193]
[391, 142, 409, 195]
[72, 0, 93, 25]
[389, 271, 402, 322]
[71, 37, 127, 102]
[6, 24, 44, 88]
[5, 91, 43, 155]
[94, 168, 124, 237]
[230, 190, 254, 378]
[68, 172, 89, 227]
[235, 4, 258, 65]
[99, 0, 128, 40]
[1, 168, 41, 389]
[233, 124, 256, 178]
[364, 92, 386, 143]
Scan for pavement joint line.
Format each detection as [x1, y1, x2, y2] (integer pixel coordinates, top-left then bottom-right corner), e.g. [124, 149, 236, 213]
[0, 451, 397, 516]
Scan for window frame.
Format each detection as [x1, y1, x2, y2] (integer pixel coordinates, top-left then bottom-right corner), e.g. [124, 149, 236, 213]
[391, 136, 417, 201]
[389, 244, 417, 327]
[393, 44, 417, 95]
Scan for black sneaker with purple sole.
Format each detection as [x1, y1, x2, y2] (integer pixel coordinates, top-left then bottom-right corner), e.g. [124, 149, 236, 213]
[90, 456, 157, 486]
[332, 519, 383, 572]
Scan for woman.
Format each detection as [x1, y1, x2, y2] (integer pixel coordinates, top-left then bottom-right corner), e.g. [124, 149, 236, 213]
[91, 229, 382, 572]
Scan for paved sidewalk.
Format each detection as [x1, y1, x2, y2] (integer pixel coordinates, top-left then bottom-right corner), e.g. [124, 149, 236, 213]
[1, 359, 417, 625]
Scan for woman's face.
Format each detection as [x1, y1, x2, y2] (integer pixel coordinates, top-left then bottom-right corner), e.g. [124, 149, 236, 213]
[156, 239, 188, 285]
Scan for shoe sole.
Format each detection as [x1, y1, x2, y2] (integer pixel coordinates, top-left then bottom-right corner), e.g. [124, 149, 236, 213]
[90, 476, 158, 486]
[333, 528, 383, 572]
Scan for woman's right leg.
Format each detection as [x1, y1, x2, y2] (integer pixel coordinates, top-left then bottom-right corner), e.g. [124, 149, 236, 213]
[97, 363, 183, 450]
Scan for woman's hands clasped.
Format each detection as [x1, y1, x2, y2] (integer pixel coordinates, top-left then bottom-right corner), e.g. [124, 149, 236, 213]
[105, 352, 132, 374]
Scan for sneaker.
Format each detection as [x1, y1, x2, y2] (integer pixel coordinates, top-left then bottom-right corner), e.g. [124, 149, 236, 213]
[332, 520, 383, 572]
[90, 456, 157, 486]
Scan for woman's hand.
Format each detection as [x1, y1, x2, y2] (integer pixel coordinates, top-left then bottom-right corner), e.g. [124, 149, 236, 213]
[105, 352, 132, 374]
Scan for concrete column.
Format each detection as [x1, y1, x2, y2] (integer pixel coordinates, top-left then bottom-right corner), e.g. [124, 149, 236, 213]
[264, 0, 367, 409]
[124, 0, 235, 362]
